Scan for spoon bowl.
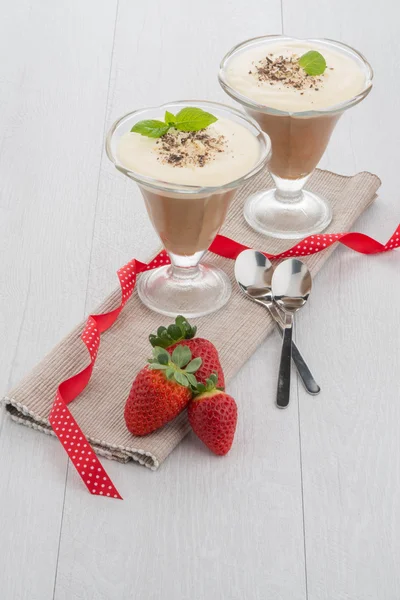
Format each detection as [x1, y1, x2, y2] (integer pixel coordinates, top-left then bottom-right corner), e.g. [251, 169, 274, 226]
[272, 259, 312, 314]
[234, 251, 320, 396]
[234, 249, 274, 301]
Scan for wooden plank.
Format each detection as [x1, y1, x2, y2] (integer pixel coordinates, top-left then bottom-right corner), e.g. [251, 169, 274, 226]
[0, 1, 118, 598]
[53, 2, 307, 599]
[282, 4, 400, 599]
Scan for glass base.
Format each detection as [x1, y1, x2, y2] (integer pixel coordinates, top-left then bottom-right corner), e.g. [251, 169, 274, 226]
[137, 263, 231, 318]
[244, 188, 333, 239]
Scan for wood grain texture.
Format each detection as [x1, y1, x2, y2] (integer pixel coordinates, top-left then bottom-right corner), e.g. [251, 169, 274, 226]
[283, 3, 400, 599]
[1, 0, 399, 599]
[0, 0, 118, 598]
[54, 342, 307, 600]
[51, 2, 307, 600]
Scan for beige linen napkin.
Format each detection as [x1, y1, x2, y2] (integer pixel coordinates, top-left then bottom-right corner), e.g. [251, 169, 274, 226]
[2, 169, 380, 469]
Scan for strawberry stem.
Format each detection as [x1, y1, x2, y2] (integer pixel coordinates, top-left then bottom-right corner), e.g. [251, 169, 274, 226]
[148, 344, 202, 389]
[149, 315, 197, 349]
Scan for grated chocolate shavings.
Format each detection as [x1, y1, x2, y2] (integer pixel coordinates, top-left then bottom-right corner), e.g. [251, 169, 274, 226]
[252, 53, 326, 91]
[154, 129, 227, 168]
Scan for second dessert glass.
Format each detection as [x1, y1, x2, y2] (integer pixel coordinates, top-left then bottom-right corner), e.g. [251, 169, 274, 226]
[219, 35, 373, 239]
[106, 101, 271, 318]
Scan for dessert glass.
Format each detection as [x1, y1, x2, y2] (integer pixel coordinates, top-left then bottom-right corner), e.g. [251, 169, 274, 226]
[219, 35, 373, 239]
[106, 101, 271, 317]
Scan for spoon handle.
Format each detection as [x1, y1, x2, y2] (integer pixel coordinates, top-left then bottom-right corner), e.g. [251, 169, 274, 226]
[267, 303, 320, 395]
[291, 343, 320, 395]
[277, 314, 293, 409]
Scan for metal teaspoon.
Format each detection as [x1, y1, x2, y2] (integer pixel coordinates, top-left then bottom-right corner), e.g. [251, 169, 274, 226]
[271, 259, 312, 409]
[234, 250, 319, 396]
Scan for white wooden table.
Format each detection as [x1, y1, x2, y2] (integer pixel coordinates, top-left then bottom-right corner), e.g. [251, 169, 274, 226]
[1, 1, 399, 598]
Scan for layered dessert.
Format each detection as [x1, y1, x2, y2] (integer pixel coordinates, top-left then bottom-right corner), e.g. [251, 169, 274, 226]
[117, 115, 262, 255]
[221, 38, 371, 180]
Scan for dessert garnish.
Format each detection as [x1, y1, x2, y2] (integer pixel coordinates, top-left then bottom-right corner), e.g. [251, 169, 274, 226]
[154, 130, 226, 168]
[298, 50, 327, 76]
[252, 49, 327, 90]
[131, 106, 218, 138]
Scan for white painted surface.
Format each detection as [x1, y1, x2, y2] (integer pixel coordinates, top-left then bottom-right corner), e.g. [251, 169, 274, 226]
[0, 1, 399, 599]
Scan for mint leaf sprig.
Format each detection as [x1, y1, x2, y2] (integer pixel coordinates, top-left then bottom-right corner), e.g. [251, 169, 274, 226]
[298, 50, 327, 76]
[131, 107, 218, 139]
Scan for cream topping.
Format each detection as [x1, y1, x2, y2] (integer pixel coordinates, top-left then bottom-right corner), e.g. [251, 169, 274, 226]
[224, 40, 368, 112]
[117, 117, 261, 186]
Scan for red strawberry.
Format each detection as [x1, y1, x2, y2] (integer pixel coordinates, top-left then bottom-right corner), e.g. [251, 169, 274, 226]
[149, 316, 225, 389]
[188, 374, 237, 456]
[124, 345, 201, 436]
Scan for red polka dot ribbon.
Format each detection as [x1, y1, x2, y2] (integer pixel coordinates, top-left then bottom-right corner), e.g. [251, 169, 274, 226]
[49, 225, 399, 499]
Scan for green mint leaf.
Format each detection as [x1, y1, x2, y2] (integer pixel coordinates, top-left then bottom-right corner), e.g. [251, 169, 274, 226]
[185, 357, 202, 373]
[174, 371, 189, 387]
[174, 107, 218, 132]
[165, 111, 176, 125]
[171, 345, 192, 368]
[186, 373, 198, 388]
[131, 120, 170, 138]
[298, 51, 327, 76]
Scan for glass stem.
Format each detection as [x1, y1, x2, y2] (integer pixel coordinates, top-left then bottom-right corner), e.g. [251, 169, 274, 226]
[168, 250, 205, 280]
[272, 173, 311, 204]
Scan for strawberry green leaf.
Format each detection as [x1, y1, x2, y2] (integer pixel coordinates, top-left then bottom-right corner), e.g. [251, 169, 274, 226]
[175, 315, 197, 339]
[149, 363, 168, 370]
[152, 346, 170, 361]
[209, 373, 218, 385]
[165, 367, 175, 380]
[158, 353, 169, 366]
[167, 324, 182, 341]
[159, 330, 171, 343]
[174, 371, 189, 387]
[149, 316, 197, 348]
[185, 357, 202, 373]
[196, 383, 206, 394]
[149, 334, 161, 347]
[175, 315, 186, 331]
[186, 373, 198, 388]
[204, 373, 218, 391]
[175, 315, 190, 333]
[171, 345, 191, 368]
